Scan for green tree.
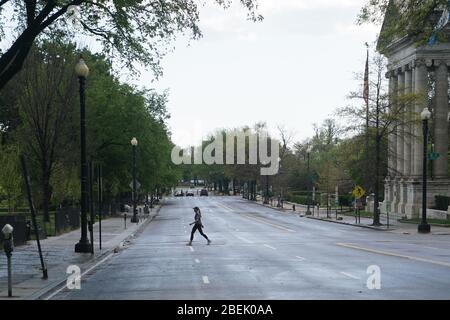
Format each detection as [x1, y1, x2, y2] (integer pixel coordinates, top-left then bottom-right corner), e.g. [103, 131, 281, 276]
[0, 0, 262, 91]
[0, 144, 23, 212]
[358, 0, 447, 52]
[11, 41, 78, 222]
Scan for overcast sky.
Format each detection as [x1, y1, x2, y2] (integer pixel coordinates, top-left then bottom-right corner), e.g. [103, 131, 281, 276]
[135, 0, 379, 148]
[0, 0, 380, 148]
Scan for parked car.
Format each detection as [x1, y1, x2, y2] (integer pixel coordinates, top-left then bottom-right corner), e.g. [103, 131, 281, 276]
[175, 191, 184, 197]
[186, 191, 195, 197]
[200, 189, 209, 196]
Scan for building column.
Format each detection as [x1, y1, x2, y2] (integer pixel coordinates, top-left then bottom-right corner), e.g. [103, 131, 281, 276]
[411, 66, 416, 172]
[403, 65, 413, 178]
[433, 60, 449, 179]
[396, 70, 405, 176]
[388, 71, 398, 177]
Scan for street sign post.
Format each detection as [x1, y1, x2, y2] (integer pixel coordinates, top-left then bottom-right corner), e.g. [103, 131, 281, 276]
[352, 186, 365, 224]
[386, 201, 391, 229]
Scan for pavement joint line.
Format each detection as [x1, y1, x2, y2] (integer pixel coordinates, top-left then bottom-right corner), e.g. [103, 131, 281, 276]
[264, 244, 276, 250]
[45, 252, 114, 300]
[27, 206, 162, 300]
[202, 276, 210, 284]
[243, 214, 295, 232]
[340, 272, 361, 280]
[337, 242, 450, 268]
[234, 234, 254, 244]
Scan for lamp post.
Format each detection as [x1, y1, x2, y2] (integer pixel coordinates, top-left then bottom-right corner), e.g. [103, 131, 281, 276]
[2, 224, 13, 297]
[419, 107, 431, 234]
[131, 137, 139, 223]
[264, 175, 269, 204]
[74, 58, 91, 253]
[306, 146, 313, 215]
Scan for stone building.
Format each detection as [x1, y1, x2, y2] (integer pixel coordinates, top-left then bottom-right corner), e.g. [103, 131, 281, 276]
[380, 1, 450, 218]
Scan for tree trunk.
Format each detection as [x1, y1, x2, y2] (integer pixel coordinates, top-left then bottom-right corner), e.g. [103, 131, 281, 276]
[373, 134, 382, 226]
[42, 166, 51, 222]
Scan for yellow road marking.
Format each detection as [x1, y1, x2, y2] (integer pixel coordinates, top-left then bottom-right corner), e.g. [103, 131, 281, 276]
[242, 214, 295, 232]
[214, 200, 295, 232]
[337, 243, 450, 268]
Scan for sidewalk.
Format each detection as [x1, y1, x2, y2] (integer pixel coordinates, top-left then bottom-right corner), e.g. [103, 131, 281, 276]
[249, 196, 450, 235]
[0, 206, 160, 300]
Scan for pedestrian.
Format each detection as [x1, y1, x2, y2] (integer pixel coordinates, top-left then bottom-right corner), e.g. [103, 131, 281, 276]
[187, 207, 211, 246]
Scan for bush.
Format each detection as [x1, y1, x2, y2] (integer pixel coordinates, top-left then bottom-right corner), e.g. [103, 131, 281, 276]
[434, 195, 450, 211]
[286, 193, 317, 206]
[339, 195, 352, 207]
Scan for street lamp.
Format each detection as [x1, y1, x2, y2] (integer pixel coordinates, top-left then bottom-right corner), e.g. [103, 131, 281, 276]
[277, 157, 284, 208]
[264, 175, 270, 204]
[2, 224, 13, 297]
[419, 107, 431, 234]
[74, 57, 91, 253]
[306, 146, 313, 215]
[131, 137, 139, 223]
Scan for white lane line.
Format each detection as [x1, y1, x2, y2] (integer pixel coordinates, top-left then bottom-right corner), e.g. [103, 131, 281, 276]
[340, 272, 361, 280]
[296, 256, 306, 261]
[190, 246, 194, 252]
[234, 234, 254, 244]
[202, 276, 210, 284]
[195, 259, 200, 264]
[264, 244, 276, 250]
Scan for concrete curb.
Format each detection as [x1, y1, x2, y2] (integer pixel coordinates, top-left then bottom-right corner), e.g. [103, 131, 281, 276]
[249, 199, 299, 215]
[306, 216, 394, 231]
[398, 219, 450, 228]
[26, 205, 162, 300]
[240, 198, 394, 231]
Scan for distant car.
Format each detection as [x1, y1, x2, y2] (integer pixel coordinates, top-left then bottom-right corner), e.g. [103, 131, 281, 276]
[200, 189, 208, 196]
[175, 191, 184, 197]
[186, 191, 195, 197]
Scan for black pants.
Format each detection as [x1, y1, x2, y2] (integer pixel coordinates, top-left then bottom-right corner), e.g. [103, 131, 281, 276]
[190, 224, 209, 241]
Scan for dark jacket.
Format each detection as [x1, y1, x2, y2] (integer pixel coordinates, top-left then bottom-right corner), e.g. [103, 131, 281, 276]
[194, 211, 203, 226]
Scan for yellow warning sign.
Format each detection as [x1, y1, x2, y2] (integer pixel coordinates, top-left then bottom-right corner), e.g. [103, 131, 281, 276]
[352, 186, 365, 199]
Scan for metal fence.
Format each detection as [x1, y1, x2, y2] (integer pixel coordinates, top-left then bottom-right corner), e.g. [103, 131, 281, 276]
[54, 207, 80, 235]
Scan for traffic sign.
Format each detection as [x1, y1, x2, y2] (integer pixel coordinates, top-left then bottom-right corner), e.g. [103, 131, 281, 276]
[352, 186, 365, 199]
[428, 152, 440, 161]
[129, 180, 141, 190]
[386, 202, 391, 213]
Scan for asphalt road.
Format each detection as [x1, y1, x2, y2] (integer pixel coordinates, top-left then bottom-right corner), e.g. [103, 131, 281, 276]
[53, 195, 450, 300]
